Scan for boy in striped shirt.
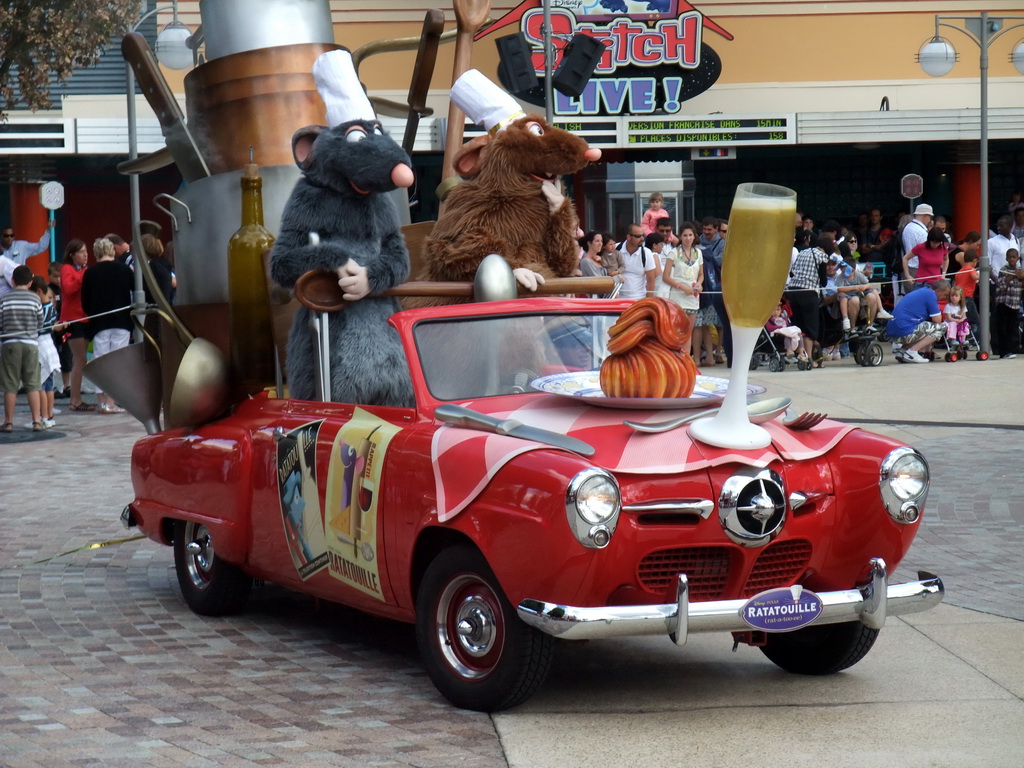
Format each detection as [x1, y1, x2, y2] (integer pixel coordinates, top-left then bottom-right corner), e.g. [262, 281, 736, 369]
[0, 266, 44, 431]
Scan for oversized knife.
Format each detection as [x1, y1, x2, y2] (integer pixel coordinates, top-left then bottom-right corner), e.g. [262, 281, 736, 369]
[121, 32, 211, 183]
[435, 404, 595, 456]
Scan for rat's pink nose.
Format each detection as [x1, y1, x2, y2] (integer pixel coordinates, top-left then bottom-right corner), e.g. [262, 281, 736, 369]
[585, 148, 602, 162]
[392, 163, 415, 188]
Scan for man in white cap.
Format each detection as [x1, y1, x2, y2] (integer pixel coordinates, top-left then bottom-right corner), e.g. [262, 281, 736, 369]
[902, 203, 933, 254]
[900, 203, 933, 293]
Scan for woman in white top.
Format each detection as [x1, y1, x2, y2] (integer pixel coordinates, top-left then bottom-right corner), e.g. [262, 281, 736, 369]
[662, 223, 708, 361]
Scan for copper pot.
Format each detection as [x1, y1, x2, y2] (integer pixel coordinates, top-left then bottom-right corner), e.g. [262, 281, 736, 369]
[184, 42, 338, 174]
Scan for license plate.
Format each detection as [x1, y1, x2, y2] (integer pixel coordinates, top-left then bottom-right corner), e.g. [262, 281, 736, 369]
[740, 586, 823, 632]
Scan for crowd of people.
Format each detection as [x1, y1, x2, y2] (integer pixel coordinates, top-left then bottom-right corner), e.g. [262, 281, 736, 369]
[3, 192, 1024, 432]
[577, 197, 733, 367]
[1, 222, 174, 432]
[578, 193, 1024, 368]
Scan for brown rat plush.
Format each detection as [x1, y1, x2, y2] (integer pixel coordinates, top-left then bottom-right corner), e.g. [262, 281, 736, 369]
[409, 114, 601, 305]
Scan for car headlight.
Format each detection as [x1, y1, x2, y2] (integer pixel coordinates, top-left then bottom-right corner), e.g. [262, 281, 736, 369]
[879, 447, 929, 523]
[566, 468, 620, 548]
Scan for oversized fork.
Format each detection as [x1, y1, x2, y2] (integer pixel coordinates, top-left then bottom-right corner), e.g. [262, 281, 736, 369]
[782, 410, 827, 430]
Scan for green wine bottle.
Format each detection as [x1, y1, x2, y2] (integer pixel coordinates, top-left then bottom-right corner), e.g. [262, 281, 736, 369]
[227, 148, 276, 394]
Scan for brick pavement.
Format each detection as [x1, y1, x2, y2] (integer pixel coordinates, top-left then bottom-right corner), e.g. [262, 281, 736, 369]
[1, 399, 1021, 767]
[896, 425, 1024, 622]
[1, 407, 505, 768]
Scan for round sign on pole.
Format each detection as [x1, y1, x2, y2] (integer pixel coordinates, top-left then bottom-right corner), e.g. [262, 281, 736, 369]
[900, 174, 923, 200]
[40, 181, 65, 210]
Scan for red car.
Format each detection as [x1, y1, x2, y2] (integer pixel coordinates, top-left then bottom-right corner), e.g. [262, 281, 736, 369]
[123, 297, 943, 711]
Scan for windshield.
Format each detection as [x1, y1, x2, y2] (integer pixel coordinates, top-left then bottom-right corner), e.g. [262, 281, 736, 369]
[414, 313, 619, 400]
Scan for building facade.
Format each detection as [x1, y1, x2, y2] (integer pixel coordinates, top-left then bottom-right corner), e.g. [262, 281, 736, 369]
[3, 0, 1023, 275]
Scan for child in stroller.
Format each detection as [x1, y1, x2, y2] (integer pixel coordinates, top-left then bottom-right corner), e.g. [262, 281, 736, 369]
[934, 283, 988, 361]
[943, 285, 970, 347]
[754, 301, 810, 371]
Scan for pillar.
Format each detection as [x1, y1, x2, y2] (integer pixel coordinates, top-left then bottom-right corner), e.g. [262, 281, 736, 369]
[8, 182, 51, 277]
[952, 164, 981, 238]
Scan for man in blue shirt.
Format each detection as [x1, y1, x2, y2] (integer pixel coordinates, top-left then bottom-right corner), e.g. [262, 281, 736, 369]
[699, 216, 730, 366]
[888, 279, 950, 363]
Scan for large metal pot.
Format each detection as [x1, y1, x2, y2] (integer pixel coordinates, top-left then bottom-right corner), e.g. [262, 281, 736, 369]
[199, 0, 335, 61]
[162, 164, 300, 306]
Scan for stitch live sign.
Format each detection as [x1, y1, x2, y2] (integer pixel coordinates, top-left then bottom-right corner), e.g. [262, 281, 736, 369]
[477, 0, 733, 117]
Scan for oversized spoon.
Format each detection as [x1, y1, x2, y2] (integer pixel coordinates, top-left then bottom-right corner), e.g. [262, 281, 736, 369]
[625, 397, 793, 433]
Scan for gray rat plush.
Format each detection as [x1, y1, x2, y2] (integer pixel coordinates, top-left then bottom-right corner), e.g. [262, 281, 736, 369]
[269, 119, 416, 406]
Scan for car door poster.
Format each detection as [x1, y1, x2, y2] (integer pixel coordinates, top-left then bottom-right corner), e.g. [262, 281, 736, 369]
[276, 420, 331, 579]
[323, 409, 402, 599]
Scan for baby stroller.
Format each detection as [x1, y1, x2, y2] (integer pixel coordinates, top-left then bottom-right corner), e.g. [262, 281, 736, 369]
[751, 300, 811, 372]
[933, 322, 989, 362]
[750, 327, 789, 371]
[848, 323, 886, 367]
[749, 327, 814, 371]
[811, 300, 846, 368]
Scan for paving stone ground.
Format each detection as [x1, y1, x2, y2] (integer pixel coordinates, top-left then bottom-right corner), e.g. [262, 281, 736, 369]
[1, 394, 1020, 767]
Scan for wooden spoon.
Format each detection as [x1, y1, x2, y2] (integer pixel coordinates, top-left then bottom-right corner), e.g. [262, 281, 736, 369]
[440, 0, 492, 181]
[293, 269, 615, 313]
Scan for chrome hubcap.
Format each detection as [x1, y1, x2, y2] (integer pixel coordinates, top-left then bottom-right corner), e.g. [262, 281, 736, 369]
[184, 523, 214, 589]
[436, 574, 501, 680]
[455, 605, 495, 655]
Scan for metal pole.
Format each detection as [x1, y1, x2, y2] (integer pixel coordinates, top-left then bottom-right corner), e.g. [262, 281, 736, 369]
[543, 0, 554, 125]
[127, 62, 146, 343]
[977, 12, 991, 355]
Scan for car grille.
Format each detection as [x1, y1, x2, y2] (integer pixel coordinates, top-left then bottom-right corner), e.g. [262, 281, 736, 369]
[636, 539, 814, 601]
[637, 546, 732, 600]
[741, 539, 813, 597]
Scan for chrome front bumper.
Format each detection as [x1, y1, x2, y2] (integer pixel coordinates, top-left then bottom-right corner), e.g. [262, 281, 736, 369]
[517, 558, 943, 646]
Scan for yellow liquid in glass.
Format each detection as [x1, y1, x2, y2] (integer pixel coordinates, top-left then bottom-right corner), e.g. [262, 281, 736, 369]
[721, 198, 796, 328]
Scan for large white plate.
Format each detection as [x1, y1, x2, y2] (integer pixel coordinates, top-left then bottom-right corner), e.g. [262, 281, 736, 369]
[530, 371, 766, 410]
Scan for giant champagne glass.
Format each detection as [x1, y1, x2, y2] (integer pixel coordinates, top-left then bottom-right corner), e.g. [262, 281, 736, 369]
[689, 183, 796, 449]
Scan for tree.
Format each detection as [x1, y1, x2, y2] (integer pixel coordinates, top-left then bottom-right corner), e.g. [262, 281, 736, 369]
[0, 0, 138, 121]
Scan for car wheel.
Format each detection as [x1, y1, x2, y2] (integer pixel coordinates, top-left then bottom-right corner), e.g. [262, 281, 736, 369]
[173, 519, 252, 617]
[759, 621, 880, 675]
[416, 545, 554, 712]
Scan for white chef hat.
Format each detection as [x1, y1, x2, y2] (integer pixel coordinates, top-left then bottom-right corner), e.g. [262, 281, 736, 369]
[450, 69, 526, 135]
[312, 49, 376, 127]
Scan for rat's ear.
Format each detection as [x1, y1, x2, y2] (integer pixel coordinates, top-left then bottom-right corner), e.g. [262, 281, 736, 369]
[453, 134, 492, 179]
[291, 126, 325, 170]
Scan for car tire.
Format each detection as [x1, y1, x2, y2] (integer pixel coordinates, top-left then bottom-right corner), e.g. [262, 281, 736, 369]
[759, 621, 880, 675]
[173, 519, 252, 617]
[416, 544, 554, 712]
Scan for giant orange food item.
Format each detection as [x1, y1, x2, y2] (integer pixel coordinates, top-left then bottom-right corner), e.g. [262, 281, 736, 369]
[600, 298, 697, 398]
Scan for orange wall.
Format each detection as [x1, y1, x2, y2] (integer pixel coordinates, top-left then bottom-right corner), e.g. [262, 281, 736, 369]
[156, 6, 1024, 95]
[8, 184, 52, 277]
[326, 10, 1024, 91]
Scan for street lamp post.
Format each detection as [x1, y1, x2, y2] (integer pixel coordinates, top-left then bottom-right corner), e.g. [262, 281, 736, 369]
[918, 13, 1024, 355]
[124, 0, 193, 339]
